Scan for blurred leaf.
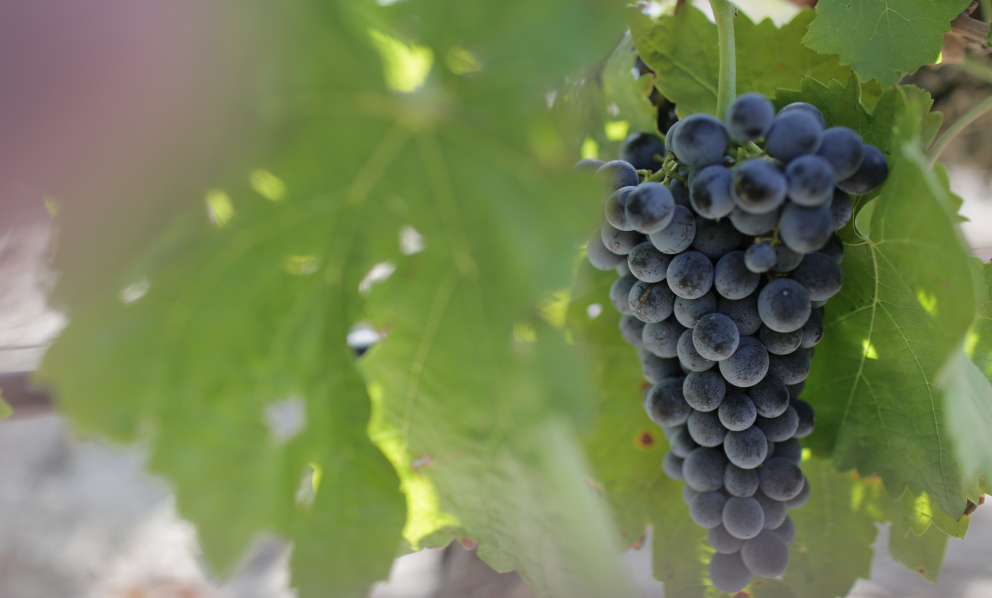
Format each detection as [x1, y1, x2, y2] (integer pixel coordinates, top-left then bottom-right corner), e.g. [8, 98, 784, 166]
[803, 0, 972, 86]
[632, 7, 850, 117]
[0, 392, 10, 420]
[939, 351, 992, 495]
[889, 516, 950, 582]
[38, 0, 637, 596]
[602, 32, 658, 135]
[800, 94, 975, 518]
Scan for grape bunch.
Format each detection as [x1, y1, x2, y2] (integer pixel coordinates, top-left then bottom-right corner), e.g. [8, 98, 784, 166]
[581, 93, 888, 592]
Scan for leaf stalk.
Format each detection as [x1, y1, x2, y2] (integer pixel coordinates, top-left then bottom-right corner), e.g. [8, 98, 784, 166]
[709, 0, 737, 120]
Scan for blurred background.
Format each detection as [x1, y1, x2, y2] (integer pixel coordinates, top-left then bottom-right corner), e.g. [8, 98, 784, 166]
[2, 0, 991, 596]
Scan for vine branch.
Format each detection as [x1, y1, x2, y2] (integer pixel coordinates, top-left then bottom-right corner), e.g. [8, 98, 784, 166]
[709, 0, 737, 120]
[927, 95, 992, 168]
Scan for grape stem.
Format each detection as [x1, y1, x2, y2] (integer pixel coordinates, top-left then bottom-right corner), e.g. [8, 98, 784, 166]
[709, 0, 737, 120]
[926, 95, 992, 168]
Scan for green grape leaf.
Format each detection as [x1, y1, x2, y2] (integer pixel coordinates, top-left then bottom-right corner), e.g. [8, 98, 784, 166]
[602, 32, 659, 136]
[566, 269, 709, 598]
[889, 522, 949, 582]
[803, 0, 973, 87]
[631, 6, 851, 117]
[774, 74, 942, 154]
[38, 0, 637, 596]
[800, 95, 975, 519]
[752, 459, 879, 598]
[0, 392, 10, 420]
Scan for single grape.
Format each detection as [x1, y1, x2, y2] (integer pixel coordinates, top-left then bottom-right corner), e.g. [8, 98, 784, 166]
[644, 378, 692, 427]
[609, 274, 639, 315]
[605, 186, 637, 231]
[759, 325, 803, 356]
[727, 92, 775, 141]
[616, 260, 631, 277]
[709, 523, 745, 554]
[662, 451, 685, 480]
[678, 328, 716, 372]
[778, 101, 825, 129]
[725, 462, 760, 498]
[674, 291, 718, 328]
[758, 278, 811, 333]
[714, 251, 760, 300]
[779, 201, 833, 253]
[771, 243, 803, 273]
[800, 309, 824, 348]
[683, 484, 700, 505]
[724, 426, 768, 469]
[628, 242, 672, 283]
[718, 392, 757, 431]
[730, 206, 778, 236]
[691, 491, 728, 528]
[741, 531, 790, 578]
[626, 182, 676, 233]
[767, 349, 811, 385]
[785, 475, 810, 508]
[649, 205, 696, 254]
[772, 515, 796, 543]
[672, 113, 729, 170]
[718, 293, 763, 336]
[683, 447, 728, 492]
[816, 126, 865, 180]
[732, 159, 788, 214]
[719, 336, 769, 388]
[692, 216, 743, 259]
[693, 313, 740, 361]
[765, 111, 823, 162]
[786, 380, 805, 399]
[667, 251, 714, 299]
[596, 160, 640, 192]
[756, 406, 799, 442]
[688, 409, 728, 447]
[628, 280, 676, 323]
[669, 177, 691, 208]
[643, 319, 687, 358]
[759, 457, 805, 501]
[744, 242, 776, 273]
[690, 165, 735, 219]
[602, 221, 644, 255]
[754, 491, 787, 530]
[620, 132, 666, 171]
[723, 496, 765, 540]
[836, 144, 888, 195]
[683, 369, 727, 412]
[830, 189, 853, 230]
[709, 551, 753, 594]
[640, 347, 683, 384]
[748, 376, 790, 418]
[792, 399, 816, 438]
[619, 315, 646, 347]
[587, 233, 625, 270]
[774, 437, 802, 465]
[791, 252, 844, 301]
[785, 154, 835, 206]
[669, 425, 700, 458]
[820, 233, 845, 264]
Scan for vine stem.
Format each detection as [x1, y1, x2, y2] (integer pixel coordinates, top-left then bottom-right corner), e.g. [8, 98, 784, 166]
[709, 0, 737, 120]
[926, 95, 992, 168]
